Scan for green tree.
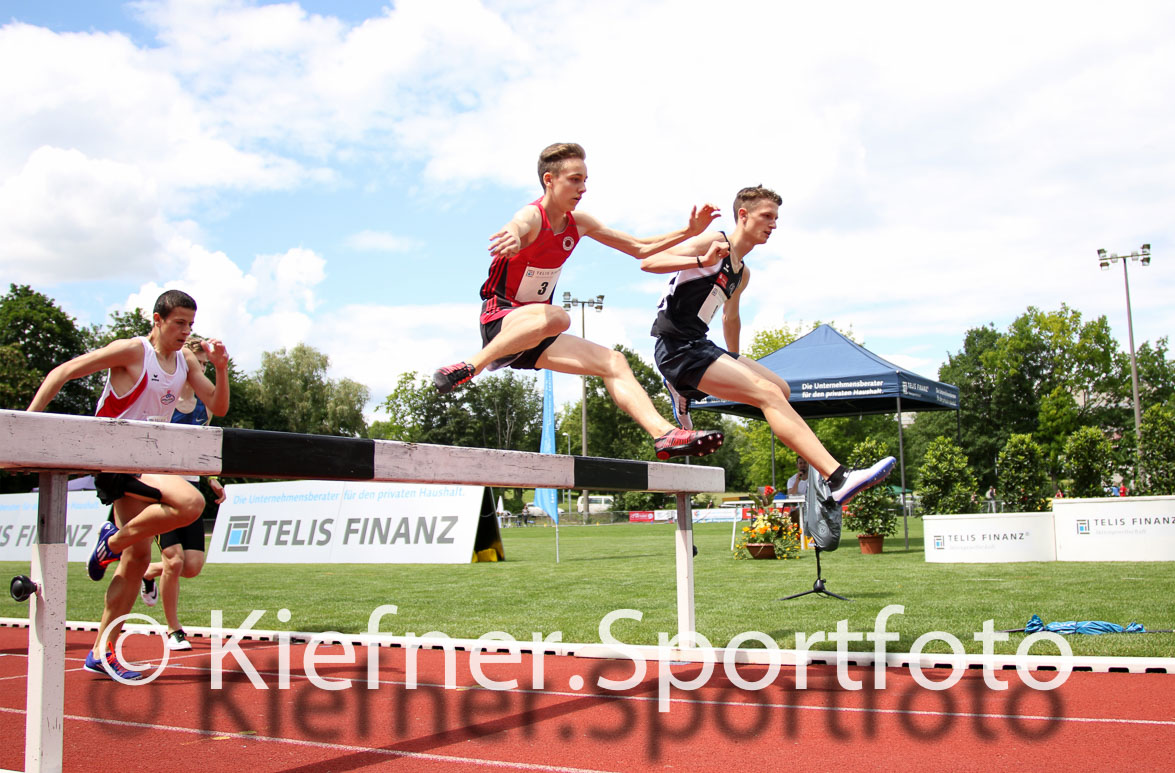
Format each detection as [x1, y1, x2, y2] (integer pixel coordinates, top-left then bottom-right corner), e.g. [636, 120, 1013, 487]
[373, 369, 541, 451]
[0, 344, 42, 411]
[253, 344, 369, 436]
[1061, 425, 1113, 497]
[916, 324, 1004, 488]
[1036, 385, 1080, 477]
[996, 434, 1050, 512]
[91, 307, 152, 348]
[916, 436, 979, 515]
[1139, 404, 1175, 496]
[0, 284, 94, 415]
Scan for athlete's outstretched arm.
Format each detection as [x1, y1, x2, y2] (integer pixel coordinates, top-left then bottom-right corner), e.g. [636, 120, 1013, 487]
[576, 204, 720, 259]
[488, 205, 544, 259]
[26, 339, 143, 412]
[640, 233, 729, 274]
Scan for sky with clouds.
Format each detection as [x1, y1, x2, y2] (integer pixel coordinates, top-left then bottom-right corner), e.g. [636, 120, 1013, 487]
[2, 0, 1172, 418]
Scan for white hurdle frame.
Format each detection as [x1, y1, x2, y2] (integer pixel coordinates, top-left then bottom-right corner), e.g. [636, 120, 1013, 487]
[0, 410, 723, 773]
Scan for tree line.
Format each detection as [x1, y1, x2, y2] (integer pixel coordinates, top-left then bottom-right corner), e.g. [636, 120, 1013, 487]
[3, 284, 1173, 508]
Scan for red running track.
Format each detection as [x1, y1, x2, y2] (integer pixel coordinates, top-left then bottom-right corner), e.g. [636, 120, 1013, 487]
[1, 627, 1173, 772]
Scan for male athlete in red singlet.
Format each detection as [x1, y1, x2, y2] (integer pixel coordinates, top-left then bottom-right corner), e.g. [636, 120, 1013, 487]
[434, 142, 728, 460]
[27, 289, 230, 680]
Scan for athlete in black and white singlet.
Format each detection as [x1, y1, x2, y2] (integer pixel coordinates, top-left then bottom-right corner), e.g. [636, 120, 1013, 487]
[95, 336, 189, 421]
[650, 231, 744, 341]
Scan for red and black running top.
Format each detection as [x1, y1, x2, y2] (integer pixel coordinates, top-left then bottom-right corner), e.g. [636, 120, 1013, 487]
[479, 199, 579, 324]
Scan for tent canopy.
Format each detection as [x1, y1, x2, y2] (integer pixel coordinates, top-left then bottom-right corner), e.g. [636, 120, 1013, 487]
[694, 324, 959, 420]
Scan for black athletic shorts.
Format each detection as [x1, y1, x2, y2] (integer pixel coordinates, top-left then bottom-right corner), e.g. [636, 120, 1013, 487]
[158, 478, 220, 552]
[654, 336, 738, 401]
[159, 514, 206, 552]
[94, 472, 163, 506]
[480, 311, 559, 371]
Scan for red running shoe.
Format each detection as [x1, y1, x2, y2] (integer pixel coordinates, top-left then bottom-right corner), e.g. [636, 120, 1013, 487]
[654, 428, 723, 460]
[433, 362, 475, 394]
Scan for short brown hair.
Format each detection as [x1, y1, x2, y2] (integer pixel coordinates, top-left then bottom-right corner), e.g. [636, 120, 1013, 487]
[154, 289, 196, 319]
[733, 185, 781, 216]
[537, 143, 586, 188]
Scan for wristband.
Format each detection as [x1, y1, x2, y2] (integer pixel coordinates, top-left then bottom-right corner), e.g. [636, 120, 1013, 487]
[696, 255, 702, 268]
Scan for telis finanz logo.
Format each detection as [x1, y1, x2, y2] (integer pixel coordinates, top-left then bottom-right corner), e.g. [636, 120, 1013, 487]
[224, 515, 256, 552]
[1076, 519, 1090, 535]
[933, 535, 945, 550]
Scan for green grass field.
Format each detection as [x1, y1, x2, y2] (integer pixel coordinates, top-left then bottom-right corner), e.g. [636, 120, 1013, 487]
[3, 518, 1173, 657]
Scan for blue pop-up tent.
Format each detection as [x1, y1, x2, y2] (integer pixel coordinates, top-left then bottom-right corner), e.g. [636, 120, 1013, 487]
[694, 324, 959, 419]
[695, 325, 960, 546]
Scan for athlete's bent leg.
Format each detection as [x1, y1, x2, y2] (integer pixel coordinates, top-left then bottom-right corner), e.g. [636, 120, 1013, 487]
[90, 539, 152, 658]
[697, 355, 839, 476]
[159, 544, 186, 634]
[471, 305, 570, 374]
[106, 475, 203, 554]
[538, 335, 676, 437]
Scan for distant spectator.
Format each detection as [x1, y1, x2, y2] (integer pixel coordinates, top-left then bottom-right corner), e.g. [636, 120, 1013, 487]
[1055, 488, 1064, 498]
[786, 458, 809, 497]
[1119, 484, 1127, 497]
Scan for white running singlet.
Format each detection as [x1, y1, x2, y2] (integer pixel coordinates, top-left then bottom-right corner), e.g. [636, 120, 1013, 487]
[95, 337, 190, 422]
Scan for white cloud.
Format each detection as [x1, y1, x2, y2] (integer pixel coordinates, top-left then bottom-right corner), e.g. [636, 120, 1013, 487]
[0, 147, 167, 284]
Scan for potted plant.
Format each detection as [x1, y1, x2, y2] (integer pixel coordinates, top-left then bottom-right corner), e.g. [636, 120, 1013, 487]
[841, 439, 900, 553]
[733, 486, 801, 560]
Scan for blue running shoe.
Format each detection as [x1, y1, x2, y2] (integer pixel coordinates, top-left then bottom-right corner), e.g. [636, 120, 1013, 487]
[83, 644, 142, 681]
[663, 378, 693, 430]
[87, 521, 121, 582]
[829, 457, 897, 507]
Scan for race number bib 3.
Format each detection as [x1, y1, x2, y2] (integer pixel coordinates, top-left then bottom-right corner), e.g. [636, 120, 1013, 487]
[697, 285, 725, 325]
[516, 266, 562, 302]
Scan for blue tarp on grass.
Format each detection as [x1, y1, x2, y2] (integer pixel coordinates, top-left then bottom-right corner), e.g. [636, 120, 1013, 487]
[1023, 614, 1147, 634]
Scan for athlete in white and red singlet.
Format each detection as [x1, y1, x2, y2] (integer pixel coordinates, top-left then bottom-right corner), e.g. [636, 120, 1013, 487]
[95, 336, 189, 421]
[432, 142, 729, 461]
[27, 289, 230, 680]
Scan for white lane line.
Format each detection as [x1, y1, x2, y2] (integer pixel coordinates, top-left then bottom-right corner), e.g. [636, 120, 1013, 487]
[0, 705, 620, 773]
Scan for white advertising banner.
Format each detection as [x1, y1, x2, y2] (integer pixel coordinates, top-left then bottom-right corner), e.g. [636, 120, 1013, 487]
[1052, 496, 1175, 562]
[650, 508, 739, 523]
[923, 512, 1057, 563]
[0, 491, 110, 562]
[208, 480, 486, 564]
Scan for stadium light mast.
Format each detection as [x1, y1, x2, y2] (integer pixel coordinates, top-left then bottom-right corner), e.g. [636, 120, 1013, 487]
[1097, 244, 1152, 485]
[563, 291, 605, 519]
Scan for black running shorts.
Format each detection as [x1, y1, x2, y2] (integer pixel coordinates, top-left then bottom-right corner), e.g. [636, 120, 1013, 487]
[158, 477, 219, 552]
[654, 336, 738, 401]
[158, 515, 206, 552]
[480, 312, 560, 371]
[94, 472, 163, 506]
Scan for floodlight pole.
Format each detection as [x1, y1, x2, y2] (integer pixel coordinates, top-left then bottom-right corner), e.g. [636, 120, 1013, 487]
[1097, 245, 1152, 487]
[563, 292, 605, 520]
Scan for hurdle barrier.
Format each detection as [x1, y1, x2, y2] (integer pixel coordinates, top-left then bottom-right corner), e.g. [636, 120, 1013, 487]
[0, 409, 724, 773]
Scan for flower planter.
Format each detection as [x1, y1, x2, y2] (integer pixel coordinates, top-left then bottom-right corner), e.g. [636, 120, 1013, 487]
[746, 543, 777, 560]
[857, 534, 884, 554]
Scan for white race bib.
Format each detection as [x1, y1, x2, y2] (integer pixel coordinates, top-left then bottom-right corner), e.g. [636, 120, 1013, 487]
[516, 266, 562, 302]
[698, 285, 725, 325]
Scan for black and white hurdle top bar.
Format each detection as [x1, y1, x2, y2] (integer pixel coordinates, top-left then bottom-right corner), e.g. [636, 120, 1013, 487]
[0, 410, 725, 494]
